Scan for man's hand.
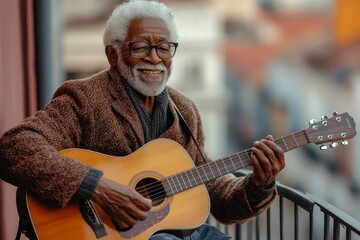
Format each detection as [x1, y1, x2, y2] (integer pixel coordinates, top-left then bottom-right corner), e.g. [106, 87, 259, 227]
[90, 177, 152, 229]
[250, 135, 285, 189]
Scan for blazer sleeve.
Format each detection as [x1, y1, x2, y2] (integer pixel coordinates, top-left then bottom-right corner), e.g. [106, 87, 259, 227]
[0, 81, 92, 207]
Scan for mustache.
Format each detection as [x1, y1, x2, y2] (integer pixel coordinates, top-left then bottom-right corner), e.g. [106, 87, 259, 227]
[134, 63, 167, 72]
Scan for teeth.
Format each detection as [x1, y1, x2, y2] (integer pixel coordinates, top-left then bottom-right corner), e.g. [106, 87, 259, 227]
[142, 70, 161, 74]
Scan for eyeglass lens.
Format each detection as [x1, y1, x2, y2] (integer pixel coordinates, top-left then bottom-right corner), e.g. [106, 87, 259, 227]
[129, 42, 177, 59]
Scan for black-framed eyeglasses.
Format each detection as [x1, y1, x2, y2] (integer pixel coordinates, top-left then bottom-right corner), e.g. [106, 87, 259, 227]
[125, 41, 178, 59]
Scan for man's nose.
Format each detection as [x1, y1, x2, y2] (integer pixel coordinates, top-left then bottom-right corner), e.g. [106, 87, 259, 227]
[144, 48, 162, 64]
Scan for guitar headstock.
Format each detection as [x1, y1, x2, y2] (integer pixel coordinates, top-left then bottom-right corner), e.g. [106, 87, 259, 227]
[305, 112, 357, 150]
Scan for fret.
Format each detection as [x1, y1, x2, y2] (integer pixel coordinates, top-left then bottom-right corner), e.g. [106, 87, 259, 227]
[194, 168, 202, 185]
[223, 156, 233, 173]
[174, 175, 182, 191]
[245, 149, 252, 160]
[296, 131, 308, 146]
[184, 171, 192, 188]
[290, 136, 296, 149]
[170, 176, 179, 193]
[196, 166, 205, 183]
[218, 158, 229, 176]
[179, 173, 187, 190]
[290, 134, 298, 149]
[198, 165, 209, 182]
[206, 163, 216, 179]
[190, 168, 199, 186]
[214, 161, 224, 178]
[163, 178, 174, 195]
[214, 161, 223, 176]
[241, 153, 248, 168]
[243, 152, 251, 167]
[229, 155, 237, 171]
[232, 157, 239, 171]
[281, 137, 289, 151]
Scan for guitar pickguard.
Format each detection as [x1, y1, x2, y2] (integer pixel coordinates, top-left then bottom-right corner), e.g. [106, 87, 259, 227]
[119, 204, 170, 239]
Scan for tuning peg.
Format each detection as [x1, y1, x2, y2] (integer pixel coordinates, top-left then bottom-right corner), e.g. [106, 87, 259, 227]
[333, 111, 338, 116]
[330, 142, 338, 148]
[309, 119, 317, 125]
[321, 115, 328, 120]
[341, 140, 349, 146]
[320, 144, 328, 150]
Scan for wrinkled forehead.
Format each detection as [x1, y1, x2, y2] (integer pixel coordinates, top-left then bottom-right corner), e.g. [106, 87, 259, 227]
[126, 18, 170, 41]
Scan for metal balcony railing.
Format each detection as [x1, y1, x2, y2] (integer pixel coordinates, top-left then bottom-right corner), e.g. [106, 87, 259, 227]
[209, 171, 360, 240]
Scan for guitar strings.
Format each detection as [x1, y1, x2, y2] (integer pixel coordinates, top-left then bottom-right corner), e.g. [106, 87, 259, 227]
[139, 119, 345, 202]
[136, 132, 308, 201]
[133, 150, 253, 202]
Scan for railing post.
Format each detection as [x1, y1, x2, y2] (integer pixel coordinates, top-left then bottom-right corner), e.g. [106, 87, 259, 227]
[294, 204, 299, 240]
[333, 220, 340, 240]
[267, 208, 271, 240]
[255, 217, 259, 240]
[279, 196, 284, 240]
[324, 213, 330, 240]
[235, 223, 242, 240]
[346, 227, 351, 240]
[309, 211, 313, 240]
[247, 221, 252, 240]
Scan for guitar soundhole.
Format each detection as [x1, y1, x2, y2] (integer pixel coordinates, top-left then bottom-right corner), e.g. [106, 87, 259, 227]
[135, 178, 166, 207]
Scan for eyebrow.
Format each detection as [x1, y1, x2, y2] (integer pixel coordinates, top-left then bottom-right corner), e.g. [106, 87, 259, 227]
[130, 35, 169, 42]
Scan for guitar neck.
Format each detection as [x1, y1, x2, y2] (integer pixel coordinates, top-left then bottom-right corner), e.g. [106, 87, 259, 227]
[162, 130, 309, 196]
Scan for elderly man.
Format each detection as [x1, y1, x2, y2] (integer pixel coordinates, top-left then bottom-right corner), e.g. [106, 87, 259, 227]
[0, 0, 285, 239]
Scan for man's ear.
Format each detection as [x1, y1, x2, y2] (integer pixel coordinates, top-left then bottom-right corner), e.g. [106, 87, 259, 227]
[105, 46, 118, 68]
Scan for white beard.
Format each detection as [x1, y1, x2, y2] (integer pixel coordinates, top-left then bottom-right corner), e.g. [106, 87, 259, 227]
[117, 57, 170, 96]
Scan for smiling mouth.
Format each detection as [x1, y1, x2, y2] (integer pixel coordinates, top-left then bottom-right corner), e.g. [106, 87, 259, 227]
[139, 69, 163, 74]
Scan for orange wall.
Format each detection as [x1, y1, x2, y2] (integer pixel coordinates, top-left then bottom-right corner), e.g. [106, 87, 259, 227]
[0, 0, 36, 239]
[335, 0, 360, 46]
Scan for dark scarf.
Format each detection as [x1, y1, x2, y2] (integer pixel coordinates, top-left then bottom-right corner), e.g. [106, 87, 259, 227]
[123, 79, 172, 143]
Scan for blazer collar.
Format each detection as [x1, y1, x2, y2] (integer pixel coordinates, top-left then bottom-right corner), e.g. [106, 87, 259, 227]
[107, 68, 145, 145]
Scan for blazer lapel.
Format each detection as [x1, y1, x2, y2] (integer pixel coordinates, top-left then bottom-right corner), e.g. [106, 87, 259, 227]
[106, 68, 145, 145]
[160, 96, 187, 147]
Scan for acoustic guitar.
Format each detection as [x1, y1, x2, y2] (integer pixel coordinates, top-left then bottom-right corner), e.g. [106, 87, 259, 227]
[16, 112, 356, 240]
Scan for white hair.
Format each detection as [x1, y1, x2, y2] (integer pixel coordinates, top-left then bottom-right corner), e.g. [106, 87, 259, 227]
[103, 0, 178, 47]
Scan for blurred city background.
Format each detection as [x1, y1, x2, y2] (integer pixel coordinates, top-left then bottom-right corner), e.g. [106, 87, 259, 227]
[1, 0, 360, 239]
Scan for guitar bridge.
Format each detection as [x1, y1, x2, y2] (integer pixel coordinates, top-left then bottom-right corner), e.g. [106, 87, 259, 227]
[79, 199, 107, 238]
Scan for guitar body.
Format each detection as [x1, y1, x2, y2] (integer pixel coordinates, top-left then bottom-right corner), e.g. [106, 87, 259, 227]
[18, 139, 210, 240]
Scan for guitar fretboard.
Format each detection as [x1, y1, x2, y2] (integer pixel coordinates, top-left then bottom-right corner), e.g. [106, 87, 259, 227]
[161, 130, 308, 196]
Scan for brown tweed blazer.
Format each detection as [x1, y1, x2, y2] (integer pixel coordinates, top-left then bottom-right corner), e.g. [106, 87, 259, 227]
[0, 68, 275, 224]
